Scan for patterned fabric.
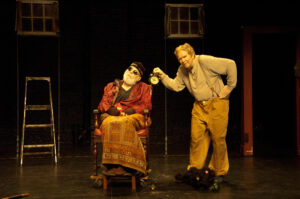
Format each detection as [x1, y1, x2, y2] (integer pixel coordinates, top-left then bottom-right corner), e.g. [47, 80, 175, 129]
[100, 113, 150, 174]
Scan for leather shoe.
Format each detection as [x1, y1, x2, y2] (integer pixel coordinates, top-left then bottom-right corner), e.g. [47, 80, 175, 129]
[105, 168, 117, 175]
[113, 166, 126, 175]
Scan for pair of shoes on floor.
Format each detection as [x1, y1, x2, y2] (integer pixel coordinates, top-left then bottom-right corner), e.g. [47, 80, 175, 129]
[213, 175, 224, 183]
[106, 166, 127, 175]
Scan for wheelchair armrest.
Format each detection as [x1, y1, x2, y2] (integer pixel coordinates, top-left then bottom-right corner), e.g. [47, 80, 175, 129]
[93, 109, 100, 114]
[143, 109, 151, 127]
[143, 109, 149, 115]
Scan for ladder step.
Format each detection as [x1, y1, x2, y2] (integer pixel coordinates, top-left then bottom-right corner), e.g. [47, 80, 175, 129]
[26, 77, 50, 82]
[25, 124, 52, 128]
[24, 144, 54, 148]
[26, 105, 50, 110]
[24, 152, 53, 155]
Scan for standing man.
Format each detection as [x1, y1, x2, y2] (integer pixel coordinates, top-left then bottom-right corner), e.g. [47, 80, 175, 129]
[153, 43, 237, 182]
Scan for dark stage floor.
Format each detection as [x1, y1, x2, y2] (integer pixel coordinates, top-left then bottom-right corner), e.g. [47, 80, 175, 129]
[1, 146, 300, 199]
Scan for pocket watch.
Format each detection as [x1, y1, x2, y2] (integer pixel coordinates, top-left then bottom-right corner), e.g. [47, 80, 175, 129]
[148, 73, 160, 85]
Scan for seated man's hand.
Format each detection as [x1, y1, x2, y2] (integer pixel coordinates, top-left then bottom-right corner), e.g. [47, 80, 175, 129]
[123, 108, 136, 115]
[153, 67, 166, 79]
[107, 106, 120, 116]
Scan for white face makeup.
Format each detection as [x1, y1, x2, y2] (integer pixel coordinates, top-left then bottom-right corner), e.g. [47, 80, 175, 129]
[123, 66, 141, 86]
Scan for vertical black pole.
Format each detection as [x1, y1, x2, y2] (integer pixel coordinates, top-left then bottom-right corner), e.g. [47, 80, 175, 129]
[57, 35, 61, 157]
[164, 3, 168, 156]
[16, 35, 19, 160]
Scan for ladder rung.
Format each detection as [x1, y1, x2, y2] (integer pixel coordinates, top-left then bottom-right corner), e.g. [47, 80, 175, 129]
[24, 144, 54, 148]
[26, 77, 50, 82]
[26, 105, 50, 110]
[25, 124, 52, 128]
[24, 152, 53, 155]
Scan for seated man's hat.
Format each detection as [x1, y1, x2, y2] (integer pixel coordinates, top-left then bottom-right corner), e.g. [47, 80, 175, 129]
[130, 61, 145, 76]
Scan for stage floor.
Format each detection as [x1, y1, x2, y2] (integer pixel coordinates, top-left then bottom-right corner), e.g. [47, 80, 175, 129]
[1, 147, 300, 199]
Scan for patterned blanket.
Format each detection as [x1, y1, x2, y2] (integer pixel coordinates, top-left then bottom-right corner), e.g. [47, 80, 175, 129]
[100, 113, 149, 174]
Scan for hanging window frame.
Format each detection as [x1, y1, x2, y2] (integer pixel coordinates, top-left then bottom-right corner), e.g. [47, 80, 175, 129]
[15, 0, 60, 36]
[165, 4, 205, 39]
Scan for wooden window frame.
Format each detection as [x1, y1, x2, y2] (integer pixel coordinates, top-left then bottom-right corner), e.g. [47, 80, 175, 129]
[165, 4, 205, 39]
[15, 0, 59, 36]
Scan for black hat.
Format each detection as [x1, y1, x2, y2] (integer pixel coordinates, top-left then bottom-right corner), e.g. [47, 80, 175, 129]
[130, 61, 145, 76]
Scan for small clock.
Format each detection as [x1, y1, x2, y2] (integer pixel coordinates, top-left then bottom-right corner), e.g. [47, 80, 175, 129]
[149, 73, 159, 85]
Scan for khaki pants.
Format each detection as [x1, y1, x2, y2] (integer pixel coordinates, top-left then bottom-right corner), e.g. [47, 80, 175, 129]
[188, 97, 229, 176]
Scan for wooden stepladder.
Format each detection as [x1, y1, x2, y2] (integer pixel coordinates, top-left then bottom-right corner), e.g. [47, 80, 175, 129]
[20, 77, 57, 166]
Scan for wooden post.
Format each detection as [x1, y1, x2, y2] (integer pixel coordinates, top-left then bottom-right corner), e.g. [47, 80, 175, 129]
[241, 27, 253, 156]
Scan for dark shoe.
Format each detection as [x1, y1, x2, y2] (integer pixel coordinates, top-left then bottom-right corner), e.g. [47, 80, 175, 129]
[214, 175, 224, 183]
[102, 168, 114, 176]
[105, 168, 118, 175]
[102, 167, 128, 176]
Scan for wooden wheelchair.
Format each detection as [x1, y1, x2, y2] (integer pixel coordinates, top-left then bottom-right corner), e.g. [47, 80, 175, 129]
[90, 109, 151, 192]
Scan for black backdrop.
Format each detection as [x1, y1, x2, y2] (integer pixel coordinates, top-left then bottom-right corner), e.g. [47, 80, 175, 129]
[1, 0, 299, 157]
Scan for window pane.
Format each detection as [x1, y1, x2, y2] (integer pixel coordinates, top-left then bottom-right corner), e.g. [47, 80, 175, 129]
[179, 7, 189, 20]
[190, 8, 198, 20]
[170, 7, 178, 20]
[45, 4, 53, 17]
[45, 19, 53, 31]
[171, 22, 178, 34]
[22, 18, 32, 31]
[33, 19, 43, 31]
[180, 22, 189, 34]
[21, 3, 31, 17]
[191, 22, 199, 34]
[33, 4, 43, 17]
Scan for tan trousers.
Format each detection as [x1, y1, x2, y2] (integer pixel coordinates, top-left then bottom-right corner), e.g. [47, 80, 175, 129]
[188, 97, 229, 176]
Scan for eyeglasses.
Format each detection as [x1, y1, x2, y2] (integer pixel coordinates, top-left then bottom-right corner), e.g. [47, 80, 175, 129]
[127, 66, 140, 76]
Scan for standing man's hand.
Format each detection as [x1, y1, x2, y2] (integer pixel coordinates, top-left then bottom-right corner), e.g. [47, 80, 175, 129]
[219, 85, 231, 99]
[153, 67, 166, 79]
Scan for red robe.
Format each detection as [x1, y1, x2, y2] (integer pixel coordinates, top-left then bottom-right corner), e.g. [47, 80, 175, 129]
[98, 81, 152, 114]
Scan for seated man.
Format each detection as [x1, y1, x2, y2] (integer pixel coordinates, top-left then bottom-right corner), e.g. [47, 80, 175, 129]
[98, 61, 152, 175]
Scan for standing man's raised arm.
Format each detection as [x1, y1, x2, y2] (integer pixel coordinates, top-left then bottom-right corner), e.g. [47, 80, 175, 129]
[153, 67, 186, 92]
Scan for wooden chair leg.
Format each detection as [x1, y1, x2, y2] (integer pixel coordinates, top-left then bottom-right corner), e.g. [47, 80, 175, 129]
[103, 175, 107, 190]
[131, 176, 136, 191]
[93, 140, 98, 176]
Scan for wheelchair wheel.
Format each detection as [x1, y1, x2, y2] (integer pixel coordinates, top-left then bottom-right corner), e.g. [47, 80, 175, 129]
[93, 178, 103, 188]
[209, 182, 219, 192]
